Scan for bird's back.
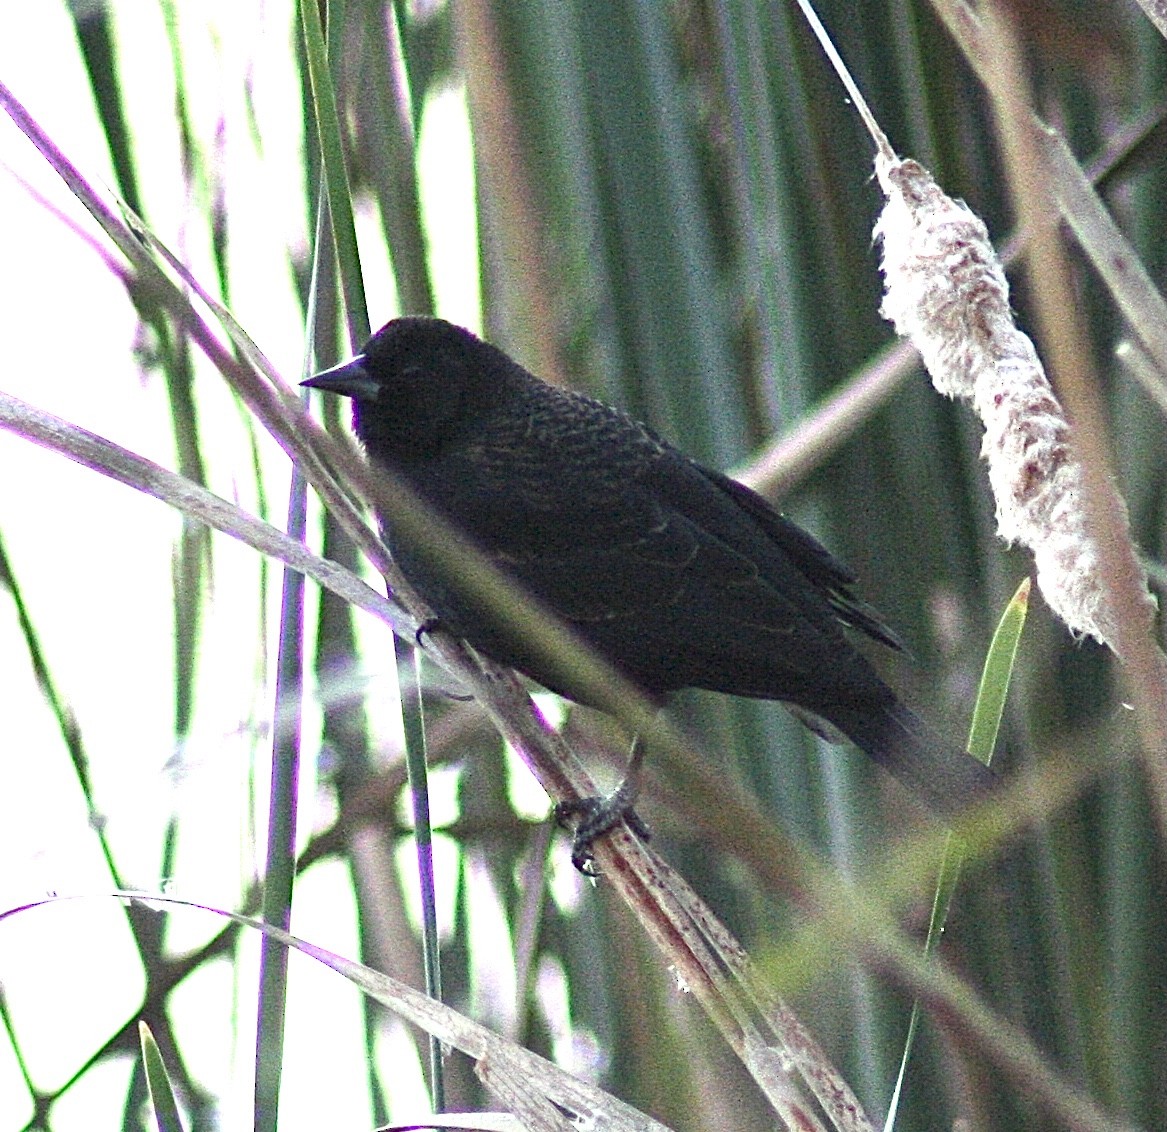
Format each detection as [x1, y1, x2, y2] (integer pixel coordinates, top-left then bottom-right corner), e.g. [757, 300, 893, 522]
[383, 372, 897, 715]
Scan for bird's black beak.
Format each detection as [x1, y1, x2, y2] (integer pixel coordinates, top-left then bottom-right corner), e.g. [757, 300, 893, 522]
[301, 354, 379, 400]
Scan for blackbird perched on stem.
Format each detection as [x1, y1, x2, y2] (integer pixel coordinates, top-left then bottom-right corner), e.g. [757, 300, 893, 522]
[305, 317, 997, 865]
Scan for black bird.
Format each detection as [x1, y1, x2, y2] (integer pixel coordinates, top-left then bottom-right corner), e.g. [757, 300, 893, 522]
[305, 317, 996, 858]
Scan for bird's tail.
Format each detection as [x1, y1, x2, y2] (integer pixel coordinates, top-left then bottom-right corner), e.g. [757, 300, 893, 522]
[835, 698, 998, 819]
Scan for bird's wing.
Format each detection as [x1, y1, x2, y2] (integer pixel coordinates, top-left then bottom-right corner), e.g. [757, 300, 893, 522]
[437, 440, 881, 698]
[689, 466, 906, 651]
[403, 393, 902, 699]
[484, 488, 709, 622]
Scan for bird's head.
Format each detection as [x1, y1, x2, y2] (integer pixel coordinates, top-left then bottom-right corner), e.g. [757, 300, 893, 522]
[303, 317, 497, 462]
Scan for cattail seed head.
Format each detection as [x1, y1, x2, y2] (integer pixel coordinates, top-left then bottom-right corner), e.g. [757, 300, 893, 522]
[875, 155, 1155, 649]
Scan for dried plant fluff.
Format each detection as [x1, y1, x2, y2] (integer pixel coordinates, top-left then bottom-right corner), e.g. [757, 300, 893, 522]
[874, 155, 1155, 650]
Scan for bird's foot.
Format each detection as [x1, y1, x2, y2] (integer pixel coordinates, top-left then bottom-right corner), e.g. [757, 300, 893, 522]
[554, 787, 651, 875]
[414, 617, 444, 648]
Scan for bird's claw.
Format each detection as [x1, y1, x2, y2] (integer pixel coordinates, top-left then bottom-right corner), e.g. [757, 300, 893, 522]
[414, 617, 444, 649]
[554, 794, 651, 874]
